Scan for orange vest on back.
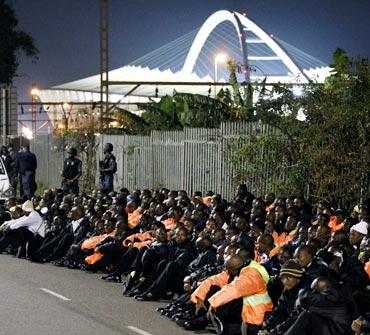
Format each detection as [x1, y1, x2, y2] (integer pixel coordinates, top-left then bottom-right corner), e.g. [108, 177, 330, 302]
[365, 261, 370, 280]
[84, 231, 116, 265]
[127, 208, 142, 230]
[208, 261, 272, 325]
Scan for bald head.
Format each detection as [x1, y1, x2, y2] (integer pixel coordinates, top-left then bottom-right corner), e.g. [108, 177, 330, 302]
[225, 254, 245, 276]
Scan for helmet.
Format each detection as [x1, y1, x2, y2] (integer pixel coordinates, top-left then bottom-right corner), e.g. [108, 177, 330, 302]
[67, 147, 77, 157]
[104, 143, 113, 153]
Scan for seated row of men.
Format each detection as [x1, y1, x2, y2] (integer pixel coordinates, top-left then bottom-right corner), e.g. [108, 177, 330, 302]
[0, 186, 369, 335]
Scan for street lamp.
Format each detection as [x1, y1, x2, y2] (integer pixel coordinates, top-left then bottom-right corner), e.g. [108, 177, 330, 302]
[30, 83, 39, 141]
[22, 126, 33, 140]
[214, 53, 227, 97]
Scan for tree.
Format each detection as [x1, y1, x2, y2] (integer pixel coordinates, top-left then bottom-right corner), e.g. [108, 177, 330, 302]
[231, 49, 370, 207]
[0, 0, 38, 85]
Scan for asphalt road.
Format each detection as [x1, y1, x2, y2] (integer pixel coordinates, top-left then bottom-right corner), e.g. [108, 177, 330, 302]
[0, 255, 202, 335]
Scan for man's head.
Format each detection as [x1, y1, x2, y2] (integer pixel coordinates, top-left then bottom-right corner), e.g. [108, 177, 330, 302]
[71, 206, 85, 221]
[225, 254, 245, 277]
[196, 236, 213, 253]
[115, 219, 128, 234]
[279, 260, 303, 290]
[104, 218, 116, 234]
[67, 147, 77, 158]
[294, 244, 315, 268]
[174, 226, 188, 245]
[315, 224, 331, 245]
[256, 233, 274, 254]
[235, 214, 249, 231]
[103, 142, 113, 153]
[211, 228, 225, 245]
[155, 227, 168, 242]
[350, 221, 368, 246]
[311, 277, 332, 292]
[20, 145, 30, 152]
[278, 246, 293, 265]
[22, 200, 34, 216]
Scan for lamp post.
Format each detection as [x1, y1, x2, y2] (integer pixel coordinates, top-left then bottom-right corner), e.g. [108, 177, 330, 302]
[214, 53, 227, 97]
[30, 83, 39, 142]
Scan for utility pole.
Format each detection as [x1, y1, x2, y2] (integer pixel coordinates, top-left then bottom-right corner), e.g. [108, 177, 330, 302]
[100, 0, 109, 129]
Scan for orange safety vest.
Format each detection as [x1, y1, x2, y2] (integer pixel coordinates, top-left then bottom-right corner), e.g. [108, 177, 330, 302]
[81, 232, 116, 251]
[365, 261, 370, 280]
[123, 231, 152, 247]
[84, 231, 116, 265]
[277, 230, 297, 247]
[127, 208, 142, 230]
[208, 261, 272, 325]
[328, 216, 344, 233]
[255, 246, 280, 264]
[190, 271, 230, 304]
[162, 217, 176, 231]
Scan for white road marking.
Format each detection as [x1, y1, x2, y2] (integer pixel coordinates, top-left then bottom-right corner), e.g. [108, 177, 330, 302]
[126, 326, 153, 335]
[40, 288, 71, 301]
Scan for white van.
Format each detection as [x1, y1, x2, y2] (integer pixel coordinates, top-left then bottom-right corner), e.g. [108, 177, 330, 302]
[0, 158, 10, 200]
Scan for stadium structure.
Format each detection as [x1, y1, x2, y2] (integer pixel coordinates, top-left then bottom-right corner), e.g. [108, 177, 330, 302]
[38, 10, 331, 128]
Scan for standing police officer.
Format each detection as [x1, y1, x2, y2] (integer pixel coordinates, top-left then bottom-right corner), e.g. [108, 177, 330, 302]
[61, 147, 82, 195]
[16, 145, 37, 200]
[99, 143, 117, 193]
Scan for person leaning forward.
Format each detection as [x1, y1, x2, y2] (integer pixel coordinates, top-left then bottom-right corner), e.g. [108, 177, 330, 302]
[206, 254, 273, 335]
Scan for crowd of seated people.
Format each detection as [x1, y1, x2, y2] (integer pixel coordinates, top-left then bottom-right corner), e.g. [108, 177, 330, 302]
[0, 185, 369, 335]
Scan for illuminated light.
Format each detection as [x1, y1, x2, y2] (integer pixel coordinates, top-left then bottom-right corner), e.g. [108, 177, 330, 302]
[215, 53, 228, 63]
[22, 126, 33, 140]
[58, 124, 65, 129]
[270, 34, 274, 38]
[62, 102, 70, 109]
[94, 133, 101, 137]
[109, 121, 119, 128]
[243, 13, 247, 16]
[30, 87, 39, 96]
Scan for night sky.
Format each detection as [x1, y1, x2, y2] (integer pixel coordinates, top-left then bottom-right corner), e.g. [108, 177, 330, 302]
[12, 0, 370, 103]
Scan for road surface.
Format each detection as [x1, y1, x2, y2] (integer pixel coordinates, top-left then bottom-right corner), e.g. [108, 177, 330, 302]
[0, 254, 203, 335]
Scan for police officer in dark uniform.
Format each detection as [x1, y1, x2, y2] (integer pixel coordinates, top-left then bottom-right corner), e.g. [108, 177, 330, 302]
[99, 143, 117, 193]
[61, 147, 82, 195]
[16, 145, 37, 200]
[7, 144, 18, 197]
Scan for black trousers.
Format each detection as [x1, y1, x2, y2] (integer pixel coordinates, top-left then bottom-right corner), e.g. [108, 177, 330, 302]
[207, 286, 261, 335]
[284, 311, 333, 335]
[48, 233, 75, 261]
[146, 259, 187, 297]
[0, 227, 43, 258]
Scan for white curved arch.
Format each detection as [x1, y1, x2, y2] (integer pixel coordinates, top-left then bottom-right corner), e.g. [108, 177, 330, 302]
[182, 10, 309, 83]
[182, 10, 240, 75]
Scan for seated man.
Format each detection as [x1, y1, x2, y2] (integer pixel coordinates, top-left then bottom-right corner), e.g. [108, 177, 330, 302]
[0, 200, 44, 258]
[260, 260, 305, 335]
[128, 226, 195, 299]
[284, 277, 358, 335]
[206, 252, 273, 335]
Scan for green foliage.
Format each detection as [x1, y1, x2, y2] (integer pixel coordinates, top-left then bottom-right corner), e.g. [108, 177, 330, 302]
[231, 49, 370, 207]
[113, 108, 149, 134]
[137, 92, 241, 130]
[0, 0, 38, 84]
[139, 96, 183, 131]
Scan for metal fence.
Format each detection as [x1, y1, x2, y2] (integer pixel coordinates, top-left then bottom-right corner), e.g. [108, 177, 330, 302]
[33, 122, 276, 200]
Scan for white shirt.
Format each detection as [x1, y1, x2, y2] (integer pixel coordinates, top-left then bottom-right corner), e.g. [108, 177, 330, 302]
[71, 217, 84, 233]
[9, 210, 45, 237]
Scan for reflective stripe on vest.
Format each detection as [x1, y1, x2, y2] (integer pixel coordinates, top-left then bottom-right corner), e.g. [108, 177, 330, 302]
[243, 291, 271, 307]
